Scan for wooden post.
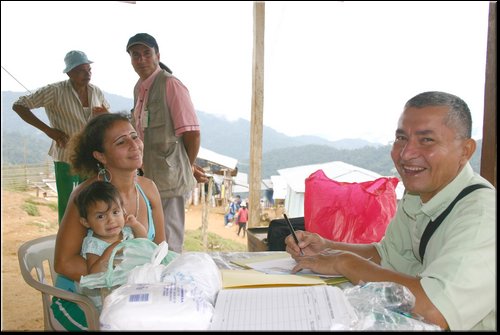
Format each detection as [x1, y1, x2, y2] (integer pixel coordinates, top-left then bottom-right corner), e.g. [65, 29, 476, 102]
[201, 177, 213, 250]
[248, 1, 265, 232]
[480, 1, 496, 188]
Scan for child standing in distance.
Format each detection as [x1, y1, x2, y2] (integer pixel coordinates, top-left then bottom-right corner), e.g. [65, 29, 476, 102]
[75, 180, 147, 274]
[235, 201, 248, 238]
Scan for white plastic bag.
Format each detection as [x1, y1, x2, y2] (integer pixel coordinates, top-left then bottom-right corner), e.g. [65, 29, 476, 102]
[157, 252, 221, 304]
[99, 282, 214, 330]
[99, 251, 221, 330]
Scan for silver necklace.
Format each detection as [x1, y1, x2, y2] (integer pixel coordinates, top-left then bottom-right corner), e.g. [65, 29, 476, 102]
[123, 184, 139, 218]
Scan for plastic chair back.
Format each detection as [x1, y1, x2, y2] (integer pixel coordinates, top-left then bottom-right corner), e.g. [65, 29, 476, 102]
[17, 234, 100, 330]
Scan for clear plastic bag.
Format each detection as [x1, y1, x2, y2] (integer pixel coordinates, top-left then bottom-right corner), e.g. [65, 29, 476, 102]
[343, 282, 442, 331]
[80, 239, 178, 289]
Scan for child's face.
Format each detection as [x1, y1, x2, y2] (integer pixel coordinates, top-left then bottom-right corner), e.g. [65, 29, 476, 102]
[80, 199, 125, 238]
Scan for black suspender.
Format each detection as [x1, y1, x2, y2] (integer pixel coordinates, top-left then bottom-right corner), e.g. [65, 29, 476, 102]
[418, 184, 490, 263]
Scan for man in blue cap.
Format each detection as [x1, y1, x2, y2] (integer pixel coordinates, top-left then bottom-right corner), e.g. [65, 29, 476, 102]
[13, 50, 110, 224]
[126, 33, 208, 253]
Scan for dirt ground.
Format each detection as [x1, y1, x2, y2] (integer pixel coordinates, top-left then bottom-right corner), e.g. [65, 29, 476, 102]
[0, 189, 258, 331]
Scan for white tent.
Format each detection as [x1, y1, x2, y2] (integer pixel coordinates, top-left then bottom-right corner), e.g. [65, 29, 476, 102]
[270, 175, 287, 200]
[197, 147, 238, 170]
[278, 161, 404, 218]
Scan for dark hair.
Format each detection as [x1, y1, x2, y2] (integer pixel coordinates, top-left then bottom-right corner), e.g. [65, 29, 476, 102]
[159, 62, 173, 74]
[404, 91, 472, 139]
[69, 112, 132, 177]
[75, 181, 123, 219]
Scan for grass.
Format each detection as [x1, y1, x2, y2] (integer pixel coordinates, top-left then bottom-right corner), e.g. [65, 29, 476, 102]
[25, 198, 58, 211]
[184, 227, 247, 252]
[21, 197, 58, 216]
[22, 202, 40, 216]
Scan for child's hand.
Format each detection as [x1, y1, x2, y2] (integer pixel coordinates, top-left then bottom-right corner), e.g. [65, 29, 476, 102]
[125, 214, 147, 238]
[125, 214, 139, 227]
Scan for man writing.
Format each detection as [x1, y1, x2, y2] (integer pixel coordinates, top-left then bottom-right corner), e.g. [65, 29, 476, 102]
[285, 91, 495, 330]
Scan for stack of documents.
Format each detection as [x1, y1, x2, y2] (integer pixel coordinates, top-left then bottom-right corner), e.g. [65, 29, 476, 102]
[210, 285, 357, 330]
[224, 252, 348, 288]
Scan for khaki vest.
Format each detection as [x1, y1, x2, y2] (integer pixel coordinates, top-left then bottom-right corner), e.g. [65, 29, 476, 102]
[133, 70, 196, 198]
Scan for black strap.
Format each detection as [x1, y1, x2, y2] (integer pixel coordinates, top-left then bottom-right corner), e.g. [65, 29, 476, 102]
[419, 184, 490, 262]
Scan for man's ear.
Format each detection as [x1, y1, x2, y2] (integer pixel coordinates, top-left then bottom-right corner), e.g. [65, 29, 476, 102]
[461, 138, 476, 164]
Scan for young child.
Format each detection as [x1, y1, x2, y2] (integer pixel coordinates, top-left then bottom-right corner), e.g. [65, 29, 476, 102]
[75, 180, 147, 311]
[75, 180, 147, 274]
[235, 201, 248, 238]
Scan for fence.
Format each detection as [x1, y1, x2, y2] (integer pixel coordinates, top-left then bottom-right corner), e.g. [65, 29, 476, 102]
[1, 161, 55, 190]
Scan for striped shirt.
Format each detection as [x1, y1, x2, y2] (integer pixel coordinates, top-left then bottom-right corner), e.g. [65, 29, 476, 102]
[14, 80, 110, 162]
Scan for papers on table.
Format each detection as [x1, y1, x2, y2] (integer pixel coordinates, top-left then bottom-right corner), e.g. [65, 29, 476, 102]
[210, 285, 358, 330]
[231, 252, 347, 281]
[221, 269, 326, 288]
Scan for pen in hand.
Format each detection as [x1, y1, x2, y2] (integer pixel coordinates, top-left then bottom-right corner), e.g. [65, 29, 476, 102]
[283, 213, 304, 256]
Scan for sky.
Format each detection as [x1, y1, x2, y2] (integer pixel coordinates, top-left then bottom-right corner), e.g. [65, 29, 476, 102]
[1, 1, 490, 144]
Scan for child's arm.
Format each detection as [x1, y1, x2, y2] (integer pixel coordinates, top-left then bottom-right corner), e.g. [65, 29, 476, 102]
[85, 240, 122, 274]
[125, 214, 147, 238]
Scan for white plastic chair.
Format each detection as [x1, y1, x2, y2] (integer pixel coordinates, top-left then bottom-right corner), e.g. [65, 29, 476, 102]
[17, 234, 100, 331]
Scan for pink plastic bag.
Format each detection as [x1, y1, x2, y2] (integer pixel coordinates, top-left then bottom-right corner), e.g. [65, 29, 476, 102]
[304, 170, 399, 243]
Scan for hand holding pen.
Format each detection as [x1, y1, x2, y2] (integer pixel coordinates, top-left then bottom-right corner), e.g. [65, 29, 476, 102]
[284, 224, 330, 257]
[283, 214, 304, 256]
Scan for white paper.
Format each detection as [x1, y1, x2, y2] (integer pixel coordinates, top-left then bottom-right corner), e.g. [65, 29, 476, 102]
[210, 285, 357, 330]
[245, 255, 342, 278]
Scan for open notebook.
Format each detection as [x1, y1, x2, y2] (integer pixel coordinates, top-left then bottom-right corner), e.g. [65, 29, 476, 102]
[210, 285, 357, 330]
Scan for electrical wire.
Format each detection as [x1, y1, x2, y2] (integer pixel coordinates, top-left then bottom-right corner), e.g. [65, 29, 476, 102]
[1, 65, 31, 93]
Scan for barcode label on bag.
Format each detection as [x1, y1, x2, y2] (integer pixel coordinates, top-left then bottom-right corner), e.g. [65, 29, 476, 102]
[129, 293, 150, 302]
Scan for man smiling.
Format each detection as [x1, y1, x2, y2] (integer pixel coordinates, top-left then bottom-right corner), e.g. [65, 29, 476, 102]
[285, 91, 495, 330]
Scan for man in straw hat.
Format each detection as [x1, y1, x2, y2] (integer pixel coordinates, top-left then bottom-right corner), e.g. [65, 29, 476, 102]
[13, 50, 110, 224]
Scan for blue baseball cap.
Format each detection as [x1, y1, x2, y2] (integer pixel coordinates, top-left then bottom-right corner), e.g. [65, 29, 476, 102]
[126, 33, 159, 52]
[63, 50, 93, 73]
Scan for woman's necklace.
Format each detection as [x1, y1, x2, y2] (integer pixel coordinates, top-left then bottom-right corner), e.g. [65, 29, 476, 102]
[123, 184, 140, 218]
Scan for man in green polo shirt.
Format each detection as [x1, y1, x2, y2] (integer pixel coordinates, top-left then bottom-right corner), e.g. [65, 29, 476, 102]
[285, 91, 495, 331]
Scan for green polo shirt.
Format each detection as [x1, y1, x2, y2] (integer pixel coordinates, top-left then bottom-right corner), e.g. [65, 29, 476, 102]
[374, 163, 495, 330]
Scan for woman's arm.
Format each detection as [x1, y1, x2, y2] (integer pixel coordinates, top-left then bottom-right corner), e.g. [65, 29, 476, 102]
[53, 182, 90, 281]
[139, 177, 166, 244]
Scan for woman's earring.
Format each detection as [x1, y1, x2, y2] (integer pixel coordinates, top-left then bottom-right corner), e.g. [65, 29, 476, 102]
[97, 163, 112, 182]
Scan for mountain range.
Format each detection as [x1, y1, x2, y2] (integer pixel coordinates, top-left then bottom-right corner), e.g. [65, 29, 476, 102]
[1, 91, 481, 178]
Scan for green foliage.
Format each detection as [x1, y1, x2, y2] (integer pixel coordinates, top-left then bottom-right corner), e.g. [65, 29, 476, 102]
[2, 131, 51, 165]
[22, 202, 40, 216]
[26, 198, 58, 212]
[184, 227, 247, 252]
